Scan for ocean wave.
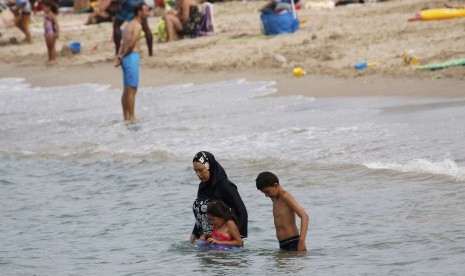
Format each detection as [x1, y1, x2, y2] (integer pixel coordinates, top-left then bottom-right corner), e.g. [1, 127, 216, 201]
[0, 148, 176, 162]
[363, 159, 465, 181]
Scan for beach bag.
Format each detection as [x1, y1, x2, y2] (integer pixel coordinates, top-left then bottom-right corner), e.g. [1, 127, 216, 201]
[261, 11, 299, 35]
[198, 2, 214, 36]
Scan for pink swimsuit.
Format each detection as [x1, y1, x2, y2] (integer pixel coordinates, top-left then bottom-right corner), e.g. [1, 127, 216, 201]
[212, 226, 232, 241]
[44, 16, 56, 36]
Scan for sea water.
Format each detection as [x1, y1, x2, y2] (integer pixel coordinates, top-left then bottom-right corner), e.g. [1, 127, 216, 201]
[1, 78, 465, 275]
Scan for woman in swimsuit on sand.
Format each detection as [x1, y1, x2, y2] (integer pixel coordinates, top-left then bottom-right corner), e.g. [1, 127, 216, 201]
[163, 0, 202, 42]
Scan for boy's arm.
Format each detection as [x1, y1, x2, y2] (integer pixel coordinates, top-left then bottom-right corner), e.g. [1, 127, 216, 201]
[283, 193, 309, 251]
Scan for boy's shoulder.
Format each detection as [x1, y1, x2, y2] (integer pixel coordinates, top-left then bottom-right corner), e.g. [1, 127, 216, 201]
[279, 188, 299, 204]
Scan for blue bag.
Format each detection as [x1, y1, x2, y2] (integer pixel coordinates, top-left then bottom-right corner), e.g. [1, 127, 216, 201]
[260, 11, 299, 35]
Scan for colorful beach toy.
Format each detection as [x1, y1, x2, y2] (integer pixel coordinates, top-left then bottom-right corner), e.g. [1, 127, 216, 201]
[69, 42, 81, 54]
[415, 58, 465, 71]
[194, 240, 241, 250]
[408, 8, 465, 21]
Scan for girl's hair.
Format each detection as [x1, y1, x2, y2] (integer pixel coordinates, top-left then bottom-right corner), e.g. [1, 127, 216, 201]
[43, 0, 59, 14]
[207, 200, 237, 224]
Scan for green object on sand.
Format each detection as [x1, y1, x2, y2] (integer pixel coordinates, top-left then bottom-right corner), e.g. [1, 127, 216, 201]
[416, 58, 465, 71]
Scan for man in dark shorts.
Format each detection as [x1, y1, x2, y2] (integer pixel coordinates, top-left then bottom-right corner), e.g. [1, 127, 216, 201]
[113, 0, 153, 56]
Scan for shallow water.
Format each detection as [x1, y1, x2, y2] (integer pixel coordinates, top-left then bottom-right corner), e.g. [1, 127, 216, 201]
[1, 78, 465, 275]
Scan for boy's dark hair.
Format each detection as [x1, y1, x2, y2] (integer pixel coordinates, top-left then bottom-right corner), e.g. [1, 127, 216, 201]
[255, 171, 279, 190]
[134, 2, 146, 15]
[43, 0, 59, 14]
[207, 200, 237, 224]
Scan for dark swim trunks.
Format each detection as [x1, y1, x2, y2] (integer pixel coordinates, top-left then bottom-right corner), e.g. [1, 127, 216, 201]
[279, 235, 300, 251]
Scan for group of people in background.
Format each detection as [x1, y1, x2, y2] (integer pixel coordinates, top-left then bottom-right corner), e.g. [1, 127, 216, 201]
[6, 0, 59, 64]
[3, 0, 205, 122]
[4, 0, 463, 122]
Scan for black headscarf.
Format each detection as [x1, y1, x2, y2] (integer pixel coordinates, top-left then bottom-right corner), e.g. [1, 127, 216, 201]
[193, 151, 228, 201]
[192, 151, 248, 238]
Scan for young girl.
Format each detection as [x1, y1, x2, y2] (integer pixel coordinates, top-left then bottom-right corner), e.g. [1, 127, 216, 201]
[201, 200, 243, 247]
[42, 0, 59, 66]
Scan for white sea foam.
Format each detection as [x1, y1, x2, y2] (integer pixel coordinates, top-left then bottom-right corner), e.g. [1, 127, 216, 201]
[364, 159, 465, 180]
[1, 78, 465, 167]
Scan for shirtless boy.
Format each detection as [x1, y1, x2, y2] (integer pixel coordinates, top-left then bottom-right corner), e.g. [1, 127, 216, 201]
[114, 2, 149, 122]
[256, 171, 309, 251]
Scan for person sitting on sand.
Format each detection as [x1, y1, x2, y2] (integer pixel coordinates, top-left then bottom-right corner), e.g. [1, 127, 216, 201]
[163, 0, 202, 42]
[85, 0, 120, 25]
[10, 0, 32, 43]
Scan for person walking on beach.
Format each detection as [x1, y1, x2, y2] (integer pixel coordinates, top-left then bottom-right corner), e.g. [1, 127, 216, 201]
[256, 171, 309, 251]
[11, 0, 32, 43]
[114, 2, 149, 122]
[113, 0, 153, 56]
[42, 0, 59, 66]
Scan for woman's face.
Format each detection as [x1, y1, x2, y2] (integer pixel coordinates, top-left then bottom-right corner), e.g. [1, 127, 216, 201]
[193, 161, 210, 182]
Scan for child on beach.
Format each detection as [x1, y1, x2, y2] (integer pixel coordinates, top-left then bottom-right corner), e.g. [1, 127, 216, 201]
[200, 200, 243, 247]
[42, 0, 59, 66]
[256, 171, 309, 251]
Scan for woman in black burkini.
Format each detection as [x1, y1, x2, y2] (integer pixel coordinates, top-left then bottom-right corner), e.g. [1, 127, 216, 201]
[190, 151, 248, 243]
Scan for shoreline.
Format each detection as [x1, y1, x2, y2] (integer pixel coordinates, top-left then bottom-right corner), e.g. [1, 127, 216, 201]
[1, 62, 464, 98]
[1, 0, 465, 98]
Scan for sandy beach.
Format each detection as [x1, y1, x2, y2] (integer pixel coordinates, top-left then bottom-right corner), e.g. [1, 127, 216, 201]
[1, 0, 464, 97]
